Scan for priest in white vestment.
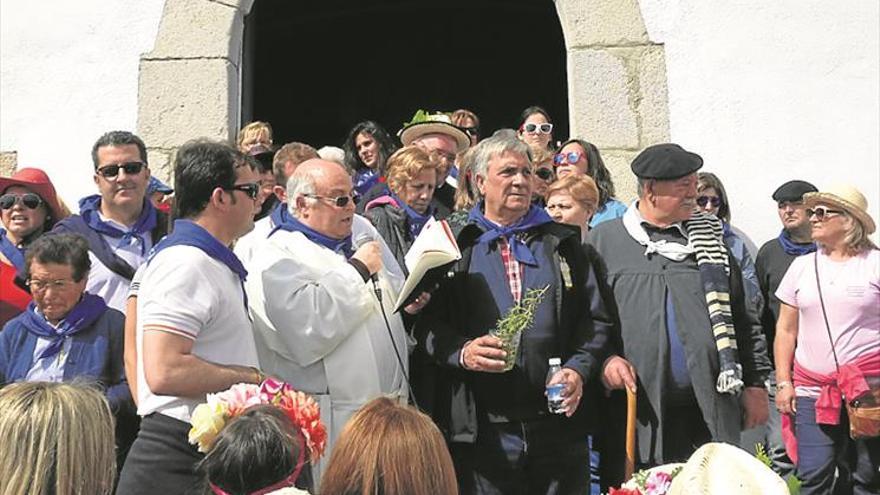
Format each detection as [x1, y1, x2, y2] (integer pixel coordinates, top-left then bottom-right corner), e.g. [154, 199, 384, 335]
[244, 159, 426, 484]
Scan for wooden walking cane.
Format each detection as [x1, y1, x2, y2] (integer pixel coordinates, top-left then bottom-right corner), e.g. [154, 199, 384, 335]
[624, 386, 637, 480]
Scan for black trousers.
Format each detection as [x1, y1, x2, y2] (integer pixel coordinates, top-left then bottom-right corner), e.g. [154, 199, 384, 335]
[116, 413, 204, 495]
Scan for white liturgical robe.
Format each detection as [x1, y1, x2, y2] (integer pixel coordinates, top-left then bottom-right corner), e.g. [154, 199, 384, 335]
[244, 214, 409, 481]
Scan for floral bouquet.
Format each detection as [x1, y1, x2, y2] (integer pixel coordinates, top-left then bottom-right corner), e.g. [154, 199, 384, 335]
[188, 378, 327, 460]
[609, 465, 683, 495]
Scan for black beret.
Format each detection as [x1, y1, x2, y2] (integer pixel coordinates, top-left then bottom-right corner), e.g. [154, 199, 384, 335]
[772, 180, 818, 203]
[631, 143, 703, 180]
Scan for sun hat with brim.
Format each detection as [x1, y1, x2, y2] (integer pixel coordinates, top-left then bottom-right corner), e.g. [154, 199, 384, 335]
[0, 167, 65, 221]
[804, 184, 875, 234]
[399, 110, 470, 153]
[667, 442, 789, 495]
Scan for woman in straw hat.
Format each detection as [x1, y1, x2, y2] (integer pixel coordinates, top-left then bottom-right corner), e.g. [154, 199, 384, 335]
[773, 184, 879, 495]
[0, 168, 69, 327]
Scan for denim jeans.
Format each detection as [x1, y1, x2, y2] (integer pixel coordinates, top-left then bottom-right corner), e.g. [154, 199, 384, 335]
[469, 416, 590, 495]
[795, 396, 880, 495]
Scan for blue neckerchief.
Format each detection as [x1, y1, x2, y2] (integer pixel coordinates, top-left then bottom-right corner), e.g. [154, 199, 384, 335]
[22, 293, 107, 360]
[0, 228, 25, 271]
[354, 168, 380, 198]
[448, 165, 459, 179]
[269, 201, 292, 235]
[150, 220, 247, 282]
[269, 213, 355, 259]
[777, 229, 816, 256]
[467, 202, 553, 266]
[79, 195, 157, 255]
[389, 193, 433, 239]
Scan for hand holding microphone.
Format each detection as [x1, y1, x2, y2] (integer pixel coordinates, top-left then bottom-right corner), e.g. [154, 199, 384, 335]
[352, 233, 383, 280]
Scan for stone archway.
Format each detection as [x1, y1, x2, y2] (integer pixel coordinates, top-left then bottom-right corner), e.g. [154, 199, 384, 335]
[137, 0, 669, 201]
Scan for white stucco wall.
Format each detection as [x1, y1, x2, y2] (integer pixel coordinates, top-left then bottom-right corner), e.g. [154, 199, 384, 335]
[640, 0, 880, 247]
[1, 0, 877, 248]
[0, 0, 165, 208]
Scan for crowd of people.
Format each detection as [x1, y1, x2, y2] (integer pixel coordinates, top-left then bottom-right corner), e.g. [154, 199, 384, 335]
[0, 106, 877, 495]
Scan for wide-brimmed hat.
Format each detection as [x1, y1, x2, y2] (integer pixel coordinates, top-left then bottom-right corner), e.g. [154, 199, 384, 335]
[398, 110, 470, 153]
[668, 443, 788, 495]
[0, 168, 66, 221]
[804, 184, 875, 234]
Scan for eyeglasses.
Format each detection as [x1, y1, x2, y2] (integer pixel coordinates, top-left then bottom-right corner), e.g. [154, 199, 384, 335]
[806, 206, 845, 221]
[553, 151, 583, 166]
[696, 196, 722, 208]
[462, 126, 479, 137]
[0, 193, 43, 210]
[535, 168, 554, 181]
[304, 193, 354, 208]
[26, 278, 77, 292]
[96, 161, 145, 179]
[522, 123, 553, 134]
[226, 183, 260, 200]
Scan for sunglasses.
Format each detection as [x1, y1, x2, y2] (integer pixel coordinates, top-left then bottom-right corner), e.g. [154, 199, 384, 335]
[522, 123, 553, 134]
[305, 193, 354, 208]
[226, 183, 260, 200]
[0, 193, 43, 210]
[696, 196, 722, 208]
[535, 168, 554, 181]
[461, 126, 480, 137]
[806, 206, 845, 221]
[553, 151, 583, 166]
[96, 161, 145, 179]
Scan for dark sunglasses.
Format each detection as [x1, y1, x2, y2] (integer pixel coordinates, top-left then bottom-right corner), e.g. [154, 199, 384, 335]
[226, 183, 260, 200]
[535, 168, 554, 181]
[553, 151, 583, 166]
[0, 193, 43, 210]
[806, 206, 845, 221]
[96, 161, 145, 179]
[462, 126, 480, 137]
[696, 196, 722, 208]
[305, 193, 353, 208]
[522, 123, 553, 134]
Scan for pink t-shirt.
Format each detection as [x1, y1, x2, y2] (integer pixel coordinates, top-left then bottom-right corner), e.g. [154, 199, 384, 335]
[776, 249, 880, 398]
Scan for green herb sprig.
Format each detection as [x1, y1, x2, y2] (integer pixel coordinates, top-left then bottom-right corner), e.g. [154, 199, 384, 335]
[490, 285, 550, 370]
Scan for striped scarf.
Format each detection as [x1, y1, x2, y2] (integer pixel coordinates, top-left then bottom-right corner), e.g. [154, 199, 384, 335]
[685, 212, 744, 394]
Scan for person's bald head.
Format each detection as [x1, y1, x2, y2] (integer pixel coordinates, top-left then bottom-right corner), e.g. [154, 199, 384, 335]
[287, 159, 355, 239]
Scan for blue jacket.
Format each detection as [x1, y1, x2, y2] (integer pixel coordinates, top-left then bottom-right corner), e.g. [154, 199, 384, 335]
[0, 307, 132, 413]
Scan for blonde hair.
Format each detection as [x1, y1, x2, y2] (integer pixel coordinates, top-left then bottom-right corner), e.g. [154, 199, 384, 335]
[823, 210, 879, 257]
[385, 146, 440, 197]
[237, 121, 274, 151]
[320, 397, 458, 495]
[545, 174, 599, 211]
[531, 148, 553, 169]
[454, 146, 480, 211]
[0, 381, 116, 495]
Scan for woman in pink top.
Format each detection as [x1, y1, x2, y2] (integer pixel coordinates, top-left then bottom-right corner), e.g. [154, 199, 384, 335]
[774, 184, 879, 495]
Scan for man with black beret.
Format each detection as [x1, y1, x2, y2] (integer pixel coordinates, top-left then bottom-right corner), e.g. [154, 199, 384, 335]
[753, 179, 817, 477]
[588, 143, 772, 478]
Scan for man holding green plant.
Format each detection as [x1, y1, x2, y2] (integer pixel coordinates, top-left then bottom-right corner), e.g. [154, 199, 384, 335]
[418, 132, 615, 495]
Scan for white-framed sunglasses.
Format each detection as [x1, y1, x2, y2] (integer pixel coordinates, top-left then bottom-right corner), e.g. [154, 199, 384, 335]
[522, 123, 553, 134]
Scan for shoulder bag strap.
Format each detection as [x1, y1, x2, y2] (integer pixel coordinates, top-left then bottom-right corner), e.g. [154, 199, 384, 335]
[813, 252, 841, 376]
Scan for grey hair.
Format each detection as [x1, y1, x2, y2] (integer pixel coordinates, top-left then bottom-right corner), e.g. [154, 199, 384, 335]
[286, 170, 317, 218]
[471, 130, 533, 179]
[636, 177, 652, 198]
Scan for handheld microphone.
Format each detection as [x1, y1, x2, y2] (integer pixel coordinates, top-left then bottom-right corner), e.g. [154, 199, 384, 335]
[353, 231, 419, 409]
[353, 233, 381, 300]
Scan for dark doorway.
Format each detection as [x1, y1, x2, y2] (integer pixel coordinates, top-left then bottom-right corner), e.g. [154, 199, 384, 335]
[242, 0, 568, 149]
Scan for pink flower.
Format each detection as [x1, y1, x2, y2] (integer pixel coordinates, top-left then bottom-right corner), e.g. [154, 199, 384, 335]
[609, 488, 642, 495]
[212, 383, 261, 416]
[644, 471, 673, 495]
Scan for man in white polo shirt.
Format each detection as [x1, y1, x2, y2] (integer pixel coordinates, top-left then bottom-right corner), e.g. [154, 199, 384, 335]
[117, 140, 266, 495]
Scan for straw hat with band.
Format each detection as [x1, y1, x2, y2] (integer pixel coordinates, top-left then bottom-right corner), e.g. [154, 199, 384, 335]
[0, 168, 65, 221]
[398, 110, 470, 153]
[803, 184, 875, 235]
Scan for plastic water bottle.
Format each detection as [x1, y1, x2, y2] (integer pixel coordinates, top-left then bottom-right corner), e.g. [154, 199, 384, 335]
[546, 357, 565, 414]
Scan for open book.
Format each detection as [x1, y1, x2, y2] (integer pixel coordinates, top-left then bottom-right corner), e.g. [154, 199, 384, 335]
[393, 217, 461, 312]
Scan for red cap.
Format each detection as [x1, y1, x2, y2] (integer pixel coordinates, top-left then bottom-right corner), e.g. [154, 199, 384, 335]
[0, 168, 66, 221]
